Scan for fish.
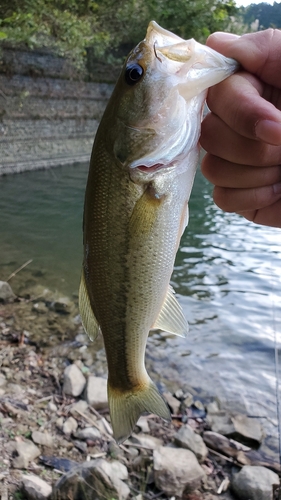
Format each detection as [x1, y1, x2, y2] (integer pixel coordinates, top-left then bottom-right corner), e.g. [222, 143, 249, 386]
[79, 21, 238, 443]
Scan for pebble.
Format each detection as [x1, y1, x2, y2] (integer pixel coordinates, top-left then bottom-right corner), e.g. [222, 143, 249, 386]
[174, 424, 208, 462]
[63, 416, 78, 435]
[208, 411, 263, 446]
[163, 391, 181, 414]
[130, 434, 163, 449]
[136, 416, 150, 434]
[47, 402, 57, 412]
[0, 374, 7, 388]
[53, 459, 130, 500]
[231, 465, 279, 500]
[63, 364, 86, 397]
[22, 474, 52, 500]
[84, 376, 108, 409]
[56, 417, 64, 430]
[69, 399, 88, 416]
[153, 446, 206, 496]
[0, 281, 15, 302]
[75, 426, 101, 441]
[32, 431, 54, 448]
[13, 441, 41, 469]
[32, 302, 49, 314]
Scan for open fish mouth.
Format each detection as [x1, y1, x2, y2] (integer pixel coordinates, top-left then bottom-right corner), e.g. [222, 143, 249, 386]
[137, 163, 166, 173]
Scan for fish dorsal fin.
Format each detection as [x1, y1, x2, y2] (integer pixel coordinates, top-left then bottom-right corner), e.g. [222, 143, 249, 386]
[153, 285, 188, 337]
[79, 270, 100, 342]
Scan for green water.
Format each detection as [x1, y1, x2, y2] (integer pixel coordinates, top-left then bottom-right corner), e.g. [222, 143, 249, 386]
[1, 163, 281, 456]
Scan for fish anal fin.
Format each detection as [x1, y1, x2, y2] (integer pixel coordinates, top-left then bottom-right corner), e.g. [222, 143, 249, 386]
[108, 379, 171, 444]
[79, 270, 100, 342]
[153, 285, 188, 337]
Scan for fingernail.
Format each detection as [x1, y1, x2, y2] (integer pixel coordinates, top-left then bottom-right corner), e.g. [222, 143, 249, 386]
[273, 182, 281, 194]
[209, 32, 240, 41]
[255, 120, 281, 145]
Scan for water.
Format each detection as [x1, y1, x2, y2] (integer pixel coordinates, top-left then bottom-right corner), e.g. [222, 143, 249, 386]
[0, 163, 281, 455]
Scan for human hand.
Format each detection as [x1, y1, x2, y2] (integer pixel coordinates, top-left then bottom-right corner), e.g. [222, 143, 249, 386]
[200, 29, 281, 228]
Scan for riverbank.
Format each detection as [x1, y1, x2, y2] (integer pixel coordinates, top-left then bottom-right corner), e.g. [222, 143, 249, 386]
[0, 276, 280, 499]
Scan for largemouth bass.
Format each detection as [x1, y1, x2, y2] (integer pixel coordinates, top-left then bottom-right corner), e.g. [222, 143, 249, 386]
[79, 21, 238, 443]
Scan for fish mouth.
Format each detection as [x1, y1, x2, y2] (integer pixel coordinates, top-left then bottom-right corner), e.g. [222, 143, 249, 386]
[136, 163, 166, 173]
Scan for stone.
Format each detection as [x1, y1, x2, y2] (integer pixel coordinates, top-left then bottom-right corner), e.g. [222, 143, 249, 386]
[131, 434, 163, 449]
[51, 297, 73, 314]
[32, 431, 54, 448]
[13, 441, 41, 469]
[32, 302, 48, 314]
[174, 425, 208, 462]
[75, 427, 101, 441]
[153, 446, 206, 496]
[110, 461, 129, 481]
[63, 416, 78, 435]
[56, 417, 64, 430]
[231, 465, 279, 500]
[0, 374, 7, 388]
[53, 459, 130, 500]
[0, 281, 15, 302]
[163, 391, 181, 414]
[63, 364, 86, 397]
[84, 376, 108, 410]
[22, 474, 52, 500]
[69, 399, 88, 416]
[47, 402, 57, 412]
[208, 411, 263, 446]
[136, 416, 150, 433]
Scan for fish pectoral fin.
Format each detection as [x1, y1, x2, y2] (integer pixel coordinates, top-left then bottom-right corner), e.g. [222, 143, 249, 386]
[153, 285, 188, 337]
[108, 379, 171, 444]
[79, 270, 100, 342]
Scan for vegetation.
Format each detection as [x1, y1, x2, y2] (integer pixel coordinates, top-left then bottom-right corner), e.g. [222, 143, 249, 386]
[0, 0, 239, 70]
[241, 1, 281, 30]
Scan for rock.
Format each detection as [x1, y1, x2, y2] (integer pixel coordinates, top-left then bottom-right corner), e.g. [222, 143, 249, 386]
[131, 434, 163, 449]
[47, 402, 57, 412]
[63, 364, 86, 397]
[69, 399, 88, 416]
[208, 411, 263, 446]
[13, 441, 41, 468]
[231, 465, 279, 500]
[32, 302, 48, 314]
[136, 416, 150, 434]
[163, 391, 181, 414]
[174, 425, 208, 462]
[75, 427, 101, 441]
[51, 297, 73, 314]
[0, 374, 7, 388]
[32, 431, 54, 448]
[56, 417, 64, 430]
[22, 474, 52, 500]
[110, 461, 129, 481]
[0, 281, 15, 302]
[53, 459, 130, 500]
[203, 430, 250, 459]
[153, 446, 206, 496]
[84, 376, 108, 410]
[108, 441, 125, 460]
[63, 417, 78, 435]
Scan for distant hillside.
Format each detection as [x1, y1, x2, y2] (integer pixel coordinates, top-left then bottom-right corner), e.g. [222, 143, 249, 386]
[240, 1, 281, 30]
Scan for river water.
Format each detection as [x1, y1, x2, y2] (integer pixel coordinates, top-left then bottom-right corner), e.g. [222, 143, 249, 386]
[0, 163, 281, 455]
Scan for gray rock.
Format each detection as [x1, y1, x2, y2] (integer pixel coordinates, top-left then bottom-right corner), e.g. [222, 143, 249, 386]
[69, 399, 88, 416]
[153, 446, 206, 496]
[75, 427, 101, 441]
[131, 434, 163, 449]
[63, 416, 78, 435]
[56, 417, 64, 430]
[136, 416, 150, 434]
[174, 424, 208, 462]
[13, 441, 41, 468]
[208, 411, 263, 446]
[32, 431, 54, 448]
[163, 391, 181, 414]
[84, 376, 108, 410]
[22, 474, 52, 500]
[63, 364, 86, 397]
[53, 459, 130, 500]
[0, 374, 7, 388]
[0, 281, 15, 302]
[110, 461, 129, 481]
[47, 402, 57, 413]
[231, 465, 279, 500]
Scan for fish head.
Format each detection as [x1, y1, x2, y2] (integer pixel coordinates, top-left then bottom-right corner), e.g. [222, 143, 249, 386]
[106, 21, 238, 179]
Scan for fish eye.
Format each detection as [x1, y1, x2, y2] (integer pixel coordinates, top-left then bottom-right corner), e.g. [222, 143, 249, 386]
[125, 64, 144, 86]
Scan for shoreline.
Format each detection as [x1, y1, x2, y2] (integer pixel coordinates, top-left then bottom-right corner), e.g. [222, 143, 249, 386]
[0, 278, 280, 499]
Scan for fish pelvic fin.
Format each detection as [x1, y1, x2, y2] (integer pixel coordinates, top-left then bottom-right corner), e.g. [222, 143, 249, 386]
[79, 270, 100, 341]
[108, 379, 171, 444]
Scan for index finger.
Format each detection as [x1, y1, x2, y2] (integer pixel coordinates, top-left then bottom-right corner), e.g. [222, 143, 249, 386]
[206, 29, 281, 87]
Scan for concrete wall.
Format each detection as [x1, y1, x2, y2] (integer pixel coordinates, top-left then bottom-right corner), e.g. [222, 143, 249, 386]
[0, 47, 114, 175]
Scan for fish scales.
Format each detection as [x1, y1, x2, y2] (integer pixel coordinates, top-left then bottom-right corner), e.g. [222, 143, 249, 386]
[79, 21, 238, 443]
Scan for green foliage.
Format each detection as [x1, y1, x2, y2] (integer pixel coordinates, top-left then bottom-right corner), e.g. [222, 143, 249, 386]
[0, 0, 240, 71]
[241, 1, 281, 30]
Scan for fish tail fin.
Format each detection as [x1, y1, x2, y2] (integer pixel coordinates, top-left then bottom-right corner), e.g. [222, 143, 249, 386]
[108, 379, 171, 444]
